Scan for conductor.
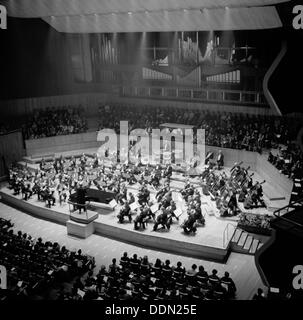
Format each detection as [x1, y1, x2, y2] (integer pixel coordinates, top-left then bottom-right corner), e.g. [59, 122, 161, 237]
[76, 182, 87, 213]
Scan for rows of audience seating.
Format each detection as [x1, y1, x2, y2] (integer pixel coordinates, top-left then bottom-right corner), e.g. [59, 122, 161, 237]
[0, 217, 237, 300]
[0, 217, 95, 300]
[70, 253, 237, 301]
[23, 105, 88, 139]
[98, 104, 300, 149]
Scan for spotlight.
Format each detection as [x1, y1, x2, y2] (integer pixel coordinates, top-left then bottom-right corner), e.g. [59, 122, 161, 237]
[128, 11, 132, 15]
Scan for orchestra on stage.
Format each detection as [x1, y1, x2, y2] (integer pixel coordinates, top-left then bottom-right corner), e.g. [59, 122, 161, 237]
[8, 148, 267, 236]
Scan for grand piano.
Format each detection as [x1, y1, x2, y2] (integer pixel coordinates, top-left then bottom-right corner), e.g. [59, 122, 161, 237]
[69, 188, 116, 205]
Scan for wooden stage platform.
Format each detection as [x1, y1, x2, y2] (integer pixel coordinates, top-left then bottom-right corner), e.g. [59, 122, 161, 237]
[0, 185, 236, 263]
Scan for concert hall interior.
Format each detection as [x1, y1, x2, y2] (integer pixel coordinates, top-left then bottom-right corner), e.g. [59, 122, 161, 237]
[0, 0, 302, 302]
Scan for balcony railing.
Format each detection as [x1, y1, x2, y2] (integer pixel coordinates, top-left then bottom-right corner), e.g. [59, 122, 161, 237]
[121, 85, 268, 107]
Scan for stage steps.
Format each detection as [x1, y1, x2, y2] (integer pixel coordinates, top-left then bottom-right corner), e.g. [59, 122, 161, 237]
[230, 227, 267, 256]
[249, 239, 260, 254]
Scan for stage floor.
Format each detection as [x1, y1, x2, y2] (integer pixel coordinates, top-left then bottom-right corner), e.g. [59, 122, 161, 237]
[0, 184, 235, 261]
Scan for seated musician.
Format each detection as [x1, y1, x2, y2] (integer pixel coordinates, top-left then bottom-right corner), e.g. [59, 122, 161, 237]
[182, 211, 197, 234]
[181, 182, 194, 203]
[244, 181, 266, 209]
[144, 201, 156, 221]
[8, 170, 16, 189]
[252, 182, 267, 208]
[116, 186, 127, 205]
[153, 207, 171, 231]
[150, 169, 160, 188]
[117, 201, 132, 223]
[243, 193, 253, 210]
[159, 191, 172, 209]
[238, 183, 248, 202]
[137, 185, 150, 206]
[127, 192, 135, 205]
[46, 188, 56, 208]
[32, 181, 41, 198]
[227, 191, 240, 216]
[166, 200, 179, 222]
[133, 207, 149, 230]
[22, 183, 33, 201]
[13, 178, 22, 195]
[156, 184, 169, 203]
[217, 150, 224, 170]
[57, 182, 68, 205]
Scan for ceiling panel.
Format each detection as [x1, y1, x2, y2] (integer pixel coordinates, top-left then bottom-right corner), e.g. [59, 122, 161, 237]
[1, 0, 290, 18]
[42, 6, 283, 33]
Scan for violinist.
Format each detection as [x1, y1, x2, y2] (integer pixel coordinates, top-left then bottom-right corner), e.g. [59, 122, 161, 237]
[133, 206, 149, 230]
[117, 201, 132, 223]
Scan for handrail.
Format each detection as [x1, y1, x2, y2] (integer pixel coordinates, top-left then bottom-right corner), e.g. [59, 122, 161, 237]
[223, 223, 237, 249]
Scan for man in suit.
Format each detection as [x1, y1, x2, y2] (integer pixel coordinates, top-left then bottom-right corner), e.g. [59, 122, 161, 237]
[76, 183, 87, 213]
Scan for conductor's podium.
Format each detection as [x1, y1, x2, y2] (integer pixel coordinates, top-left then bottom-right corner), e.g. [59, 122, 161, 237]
[66, 202, 98, 239]
[66, 189, 117, 238]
